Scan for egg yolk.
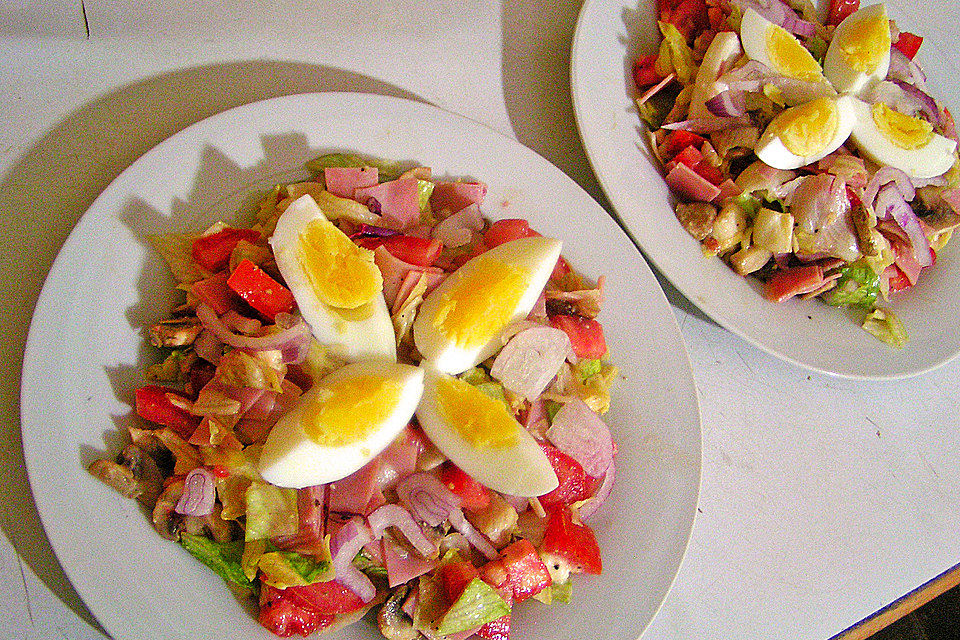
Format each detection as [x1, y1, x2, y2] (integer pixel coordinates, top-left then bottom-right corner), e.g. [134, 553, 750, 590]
[872, 103, 934, 149]
[837, 11, 890, 73]
[435, 375, 518, 449]
[767, 25, 824, 82]
[774, 97, 840, 157]
[302, 374, 401, 447]
[432, 258, 529, 348]
[297, 218, 383, 310]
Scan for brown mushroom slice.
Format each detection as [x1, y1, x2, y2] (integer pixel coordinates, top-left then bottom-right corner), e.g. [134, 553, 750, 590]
[153, 479, 232, 542]
[149, 317, 203, 348]
[88, 459, 143, 499]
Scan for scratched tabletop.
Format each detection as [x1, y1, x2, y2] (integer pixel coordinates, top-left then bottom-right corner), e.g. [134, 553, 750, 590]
[2, 1, 960, 639]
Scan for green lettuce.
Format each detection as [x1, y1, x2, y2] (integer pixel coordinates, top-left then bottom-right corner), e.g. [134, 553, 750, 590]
[862, 308, 908, 348]
[822, 261, 880, 309]
[436, 578, 510, 635]
[244, 481, 299, 541]
[306, 153, 404, 182]
[180, 533, 251, 588]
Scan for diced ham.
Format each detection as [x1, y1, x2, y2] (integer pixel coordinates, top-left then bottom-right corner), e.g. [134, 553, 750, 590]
[382, 537, 437, 587]
[429, 181, 487, 213]
[392, 269, 446, 315]
[713, 178, 742, 202]
[490, 327, 573, 401]
[763, 264, 824, 303]
[665, 162, 722, 202]
[328, 457, 384, 516]
[355, 178, 420, 229]
[374, 245, 445, 309]
[323, 166, 379, 199]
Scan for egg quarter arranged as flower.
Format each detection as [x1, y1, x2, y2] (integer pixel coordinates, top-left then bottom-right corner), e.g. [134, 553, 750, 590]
[635, 0, 960, 346]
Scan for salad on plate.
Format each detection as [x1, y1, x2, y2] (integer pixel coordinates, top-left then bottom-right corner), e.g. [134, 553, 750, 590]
[87, 153, 619, 639]
[633, 0, 960, 347]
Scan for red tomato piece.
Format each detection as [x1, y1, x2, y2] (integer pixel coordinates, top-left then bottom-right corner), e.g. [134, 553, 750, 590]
[356, 235, 444, 268]
[500, 539, 552, 602]
[633, 54, 664, 88]
[439, 463, 492, 511]
[894, 31, 923, 60]
[259, 585, 333, 638]
[538, 444, 591, 509]
[885, 264, 914, 294]
[226, 259, 295, 320]
[664, 0, 709, 39]
[191, 227, 261, 272]
[659, 129, 706, 162]
[283, 580, 366, 615]
[484, 218, 541, 249]
[541, 504, 602, 575]
[692, 160, 724, 186]
[547, 315, 608, 359]
[763, 265, 824, 303]
[827, 0, 859, 25]
[134, 385, 200, 439]
[477, 560, 513, 640]
[551, 255, 571, 281]
[437, 559, 480, 602]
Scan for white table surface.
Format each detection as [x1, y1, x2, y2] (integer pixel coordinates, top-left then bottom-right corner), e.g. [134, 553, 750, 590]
[3, 1, 960, 639]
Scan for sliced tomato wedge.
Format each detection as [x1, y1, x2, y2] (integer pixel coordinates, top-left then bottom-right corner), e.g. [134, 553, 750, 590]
[633, 54, 664, 88]
[483, 218, 541, 248]
[437, 558, 480, 602]
[541, 504, 602, 575]
[548, 314, 608, 359]
[538, 444, 591, 508]
[439, 463, 491, 511]
[826, 0, 859, 25]
[134, 385, 200, 439]
[258, 585, 333, 638]
[283, 580, 366, 615]
[500, 539, 552, 602]
[356, 235, 443, 267]
[226, 259, 295, 320]
[894, 31, 923, 60]
[191, 227, 261, 272]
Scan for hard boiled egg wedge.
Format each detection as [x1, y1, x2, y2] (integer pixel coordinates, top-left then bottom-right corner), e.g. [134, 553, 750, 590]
[849, 99, 958, 179]
[740, 8, 828, 86]
[416, 365, 558, 497]
[258, 361, 424, 488]
[270, 194, 396, 362]
[823, 3, 891, 95]
[756, 96, 857, 169]
[413, 236, 561, 375]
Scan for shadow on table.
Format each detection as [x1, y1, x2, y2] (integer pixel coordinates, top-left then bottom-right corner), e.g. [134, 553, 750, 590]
[1, 58, 423, 634]
[499, 0, 714, 327]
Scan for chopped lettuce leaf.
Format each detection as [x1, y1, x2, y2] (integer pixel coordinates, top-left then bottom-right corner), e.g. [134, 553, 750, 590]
[862, 308, 908, 348]
[532, 579, 572, 604]
[244, 481, 299, 541]
[256, 185, 284, 236]
[215, 349, 286, 392]
[148, 232, 203, 284]
[417, 179, 435, 213]
[258, 547, 333, 589]
[436, 578, 511, 636]
[241, 539, 268, 581]
[146, 348, 187, 384]
[656, 21, 697, 84]
[180, 533, 251, 588]
[574, 358, 603, 383]
[544, 400, 563, 423]
[821, 261, 880, 309]
[313, 189, 382, 225]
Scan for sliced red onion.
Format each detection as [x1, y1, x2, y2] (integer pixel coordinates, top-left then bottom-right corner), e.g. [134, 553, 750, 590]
[875, 184, 932, 267]
[546, 398, 615, 478]
[432, 203, 484, 249]
[733, 0, 816, 35]
[330, 518, 376, 602]
[368, 504, 437, 557]
[891, 79, 941, 126]
[352, 224, 402, 238]
[490, 326, 572, 401]
[395, 472, 461, 527]
[637, 72, 676, 106]
[447, 509, 498, 560]
[221, 310, 262, 335]
[865, 167, 916, 212]
[196, 304, 311, 364]
[887, 47, 928, 91]
[704, 90, 747, 117]
[175, 467, 216, 516]
[577, 460, 616, 521]
[661, 114, 751, 134]
[192, 329, 223, 365]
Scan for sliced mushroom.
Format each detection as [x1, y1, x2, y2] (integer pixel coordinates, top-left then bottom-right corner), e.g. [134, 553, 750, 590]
[88, 443, 164, 504]
[378, 585, 417, 640]
[149, 317, 203, 348]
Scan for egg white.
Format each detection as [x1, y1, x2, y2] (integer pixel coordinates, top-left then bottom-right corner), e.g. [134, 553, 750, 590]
[415, 365, 558, 497]
[413, 236, 562, 375]
[258, 361, 425, 488]
[756, 95, 857, 170]
[848, 98, 958, 179]
[740, 8, 827, 84]
[270, 194, 396, 362]
[823, 3, 891, 96]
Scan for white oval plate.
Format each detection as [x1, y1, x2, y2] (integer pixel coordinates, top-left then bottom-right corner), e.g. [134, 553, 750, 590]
[571, 0, 960, 380]
[21, 93, 701, 640]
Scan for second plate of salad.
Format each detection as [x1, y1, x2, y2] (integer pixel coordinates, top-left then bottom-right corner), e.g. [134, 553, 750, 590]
[572, 0, 960, 379]
[21, 92, 701, 640]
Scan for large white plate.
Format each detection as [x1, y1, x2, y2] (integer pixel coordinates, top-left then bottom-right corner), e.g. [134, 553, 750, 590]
[20, 92, 701, 640]
[571, 0, 960, 379]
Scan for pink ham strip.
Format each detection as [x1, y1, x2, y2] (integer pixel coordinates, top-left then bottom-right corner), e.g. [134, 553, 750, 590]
[355, 178, 420, 229]
[429, 181, 487, 213]
[665, 162, 722, 202]
[323, 166, 379, 199]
